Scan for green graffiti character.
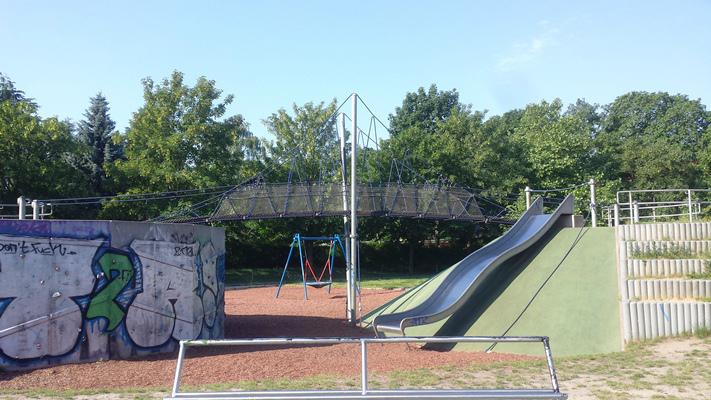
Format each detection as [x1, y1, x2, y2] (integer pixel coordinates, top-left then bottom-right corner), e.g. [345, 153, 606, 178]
[87, 252, 134, 331]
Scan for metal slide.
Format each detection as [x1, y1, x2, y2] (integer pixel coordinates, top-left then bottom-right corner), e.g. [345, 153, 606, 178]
[373, 195, 574, 335]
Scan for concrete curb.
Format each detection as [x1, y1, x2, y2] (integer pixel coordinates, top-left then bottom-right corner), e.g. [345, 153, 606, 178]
[623, 301, 711, 341]
[627, 279, 711, 300]
[626, 259, 707, 278]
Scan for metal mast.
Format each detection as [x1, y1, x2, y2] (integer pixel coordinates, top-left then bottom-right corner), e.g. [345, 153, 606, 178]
[348, 93, 358, 324]
[338, 112, 354, 323]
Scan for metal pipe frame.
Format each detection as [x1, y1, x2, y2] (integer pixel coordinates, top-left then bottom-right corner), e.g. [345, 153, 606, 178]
[602, 188, 711, 225]
[166, 336, 566, 400]
[606, 203, 702, 221]
[275, 234, 347, 299]
[615, 188, 711, 204]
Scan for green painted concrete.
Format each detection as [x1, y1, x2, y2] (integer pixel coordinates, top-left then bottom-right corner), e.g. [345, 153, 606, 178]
[361, 264, 455, 333]
[362, 226, 622, 356]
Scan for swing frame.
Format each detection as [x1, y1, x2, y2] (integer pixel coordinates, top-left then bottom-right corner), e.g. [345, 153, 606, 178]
[275, 233, 347, 299]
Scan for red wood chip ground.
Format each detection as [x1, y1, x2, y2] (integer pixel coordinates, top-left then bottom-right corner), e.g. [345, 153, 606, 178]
[0, 286, 530, 390]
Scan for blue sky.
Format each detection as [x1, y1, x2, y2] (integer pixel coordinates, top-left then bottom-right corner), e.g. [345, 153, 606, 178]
[2, 1, 710, 139]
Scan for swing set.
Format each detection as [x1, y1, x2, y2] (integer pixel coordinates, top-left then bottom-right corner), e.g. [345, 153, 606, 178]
[275, 234, 347, 299]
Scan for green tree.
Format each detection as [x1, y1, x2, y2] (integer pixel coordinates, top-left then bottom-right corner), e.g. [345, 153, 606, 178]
[104, 71, 260, 219]
[234, 100, 344, 266]
[381, 85, 473, 185]
[566, 99, 603, 133]
[389, 84, 464, 137]
[77, 93, 123, 195]
[515, 99, 595, 189]
[478, 109, 528, 195]
[0, 77, 88, 205]
[0, 73, 36, 107]
[375, 85, 492, 272]
[701, 125, 711, 186]
[599, 92, 709, 189]
[263, 100, 339, 182]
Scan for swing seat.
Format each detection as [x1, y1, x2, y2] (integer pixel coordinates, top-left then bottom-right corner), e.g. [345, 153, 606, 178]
[305, 281, 332, 288]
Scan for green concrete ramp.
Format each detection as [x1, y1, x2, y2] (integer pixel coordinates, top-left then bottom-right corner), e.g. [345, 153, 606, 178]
[362, 227, 622, 356]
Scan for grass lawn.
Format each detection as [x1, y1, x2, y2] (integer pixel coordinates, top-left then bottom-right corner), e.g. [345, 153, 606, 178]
[225, 268, 431, 290]
[4, 335, 710, 399]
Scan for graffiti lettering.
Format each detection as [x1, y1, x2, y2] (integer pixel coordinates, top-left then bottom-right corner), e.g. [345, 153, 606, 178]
[0, 241, 77, 256]
[170, 232, 194, 244]
[174, 246, 194, 257]
[200, 242, 219, 328]
[0, 223, 224, 372]
[86, 252, 135, 331]
[0, 234, 102, 361]
[0, 243, 16, 253]
[127, 240, 203, 347]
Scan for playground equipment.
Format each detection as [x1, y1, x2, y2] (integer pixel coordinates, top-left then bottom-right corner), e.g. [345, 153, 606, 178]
[165, 335, 567, 400]
[373, 195, 575, 335]
[276, 234, 347, 299]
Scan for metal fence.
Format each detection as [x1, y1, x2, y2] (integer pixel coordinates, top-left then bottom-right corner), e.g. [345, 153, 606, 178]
[164, 336, 567, 400]
[602, 189, 711, 226]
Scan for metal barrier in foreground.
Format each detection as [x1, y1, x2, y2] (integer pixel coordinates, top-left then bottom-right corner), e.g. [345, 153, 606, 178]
[165, 336, 567, 400]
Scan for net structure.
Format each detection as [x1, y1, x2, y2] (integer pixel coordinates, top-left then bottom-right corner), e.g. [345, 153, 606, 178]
[31, 94, 516, 226]
[162, 181, 511, 224]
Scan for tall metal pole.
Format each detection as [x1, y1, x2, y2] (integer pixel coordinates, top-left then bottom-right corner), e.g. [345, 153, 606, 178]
[338, 112, 353, 322]
[589, 178, 597, 227]
[348, 93, 358, 324]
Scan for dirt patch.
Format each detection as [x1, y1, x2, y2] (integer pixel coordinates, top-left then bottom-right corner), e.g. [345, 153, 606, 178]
[554, 337, 711, 399]
[0, 286, 529, 391]
[649, 336, 702, 361]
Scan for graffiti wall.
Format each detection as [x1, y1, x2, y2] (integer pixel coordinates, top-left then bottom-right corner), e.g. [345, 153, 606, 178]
[0, 220, 225, 371]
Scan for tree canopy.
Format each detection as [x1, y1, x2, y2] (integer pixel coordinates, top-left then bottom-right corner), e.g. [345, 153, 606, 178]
[0, 77, 87, 204]
[77, 93, 122, 195]
[2, 71, 710, 272]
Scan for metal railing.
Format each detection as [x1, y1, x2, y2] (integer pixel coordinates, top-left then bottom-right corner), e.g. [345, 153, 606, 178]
[524, 179, 598, 227]
[0, 203, 20, 219]
[165, 336, 567, 400]
[0, 197, 53, 220]
[602, 189, 711, 226]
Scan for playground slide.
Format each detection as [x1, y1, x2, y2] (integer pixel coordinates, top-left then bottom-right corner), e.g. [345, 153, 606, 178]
[373, 195, 574, 335]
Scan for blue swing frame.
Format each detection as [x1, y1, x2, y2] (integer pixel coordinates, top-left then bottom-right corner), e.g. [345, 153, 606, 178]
[275, 233, 347, 299]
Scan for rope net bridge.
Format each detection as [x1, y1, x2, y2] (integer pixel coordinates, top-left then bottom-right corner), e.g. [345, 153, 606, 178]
[151, 94, 512, 225]
[158, 181, 508, 224]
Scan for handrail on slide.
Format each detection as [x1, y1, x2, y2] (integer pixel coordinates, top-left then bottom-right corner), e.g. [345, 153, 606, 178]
[165, 336, 567, 400]
[372, 195, 574, 335]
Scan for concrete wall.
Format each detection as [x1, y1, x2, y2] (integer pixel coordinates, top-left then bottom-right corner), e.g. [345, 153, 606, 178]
[618, 222, 711, 241]
[0, 220, 225, 371]
[616, 222, 711, 342]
